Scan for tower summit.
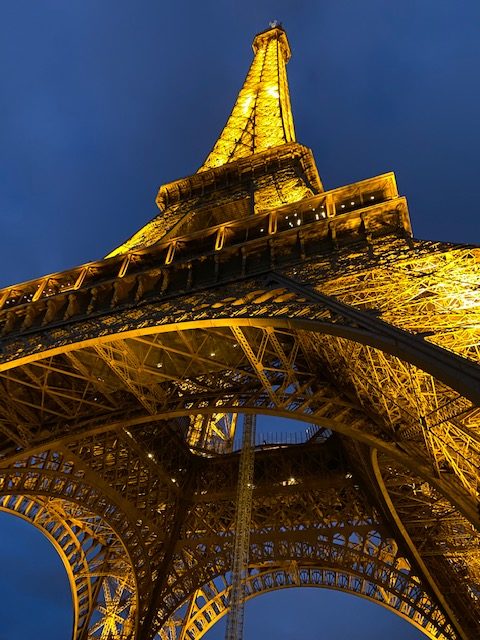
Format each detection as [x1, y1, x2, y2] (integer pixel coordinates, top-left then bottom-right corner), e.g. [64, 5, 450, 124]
[107, 24, 322, 258]
[199, 25, 296, 170]
[0, 25, 479, 640]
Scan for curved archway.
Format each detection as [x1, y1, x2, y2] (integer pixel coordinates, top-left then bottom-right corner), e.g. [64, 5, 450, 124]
[0, 284, 478, 637]
[1, 319, 477, 529]
[202, 587, 427, 639]
[2, 311, 478, 407]
[0, 510, 72, 639]
[163, 561, 454, 640]
[0, 478, 139, 638]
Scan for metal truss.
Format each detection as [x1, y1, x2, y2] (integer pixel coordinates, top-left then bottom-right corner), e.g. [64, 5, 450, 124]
[155, 440, 460, 639]
[0, 296, 478, 636]
[0, 493, 136, 639]
[198, 26, 295, 172]
[371, 448, 480, 638]
[224, 414, 255, 640]
[0, 22, 479, 640]
[0, 284, 478, 633]
[163, 557, 454, 640]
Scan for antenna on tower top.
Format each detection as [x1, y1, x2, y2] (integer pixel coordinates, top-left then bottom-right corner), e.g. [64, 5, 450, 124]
[269, 19, 282, 28]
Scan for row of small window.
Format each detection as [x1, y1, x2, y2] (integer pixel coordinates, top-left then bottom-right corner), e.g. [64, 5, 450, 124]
[1, 189, 386, 310]
[335, 190, 383, 213]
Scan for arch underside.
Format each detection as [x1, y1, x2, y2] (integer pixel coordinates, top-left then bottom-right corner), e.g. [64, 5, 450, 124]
[0, 493, 138, 639]
[1, 314, 477, 520]
[2, 468, 453, 639]
[0, 243, 478, 638]
[163, 561, 452, 640]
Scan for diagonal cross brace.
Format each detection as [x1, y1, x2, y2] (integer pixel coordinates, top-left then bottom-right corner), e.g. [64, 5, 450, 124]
[269, 272, 480, 406]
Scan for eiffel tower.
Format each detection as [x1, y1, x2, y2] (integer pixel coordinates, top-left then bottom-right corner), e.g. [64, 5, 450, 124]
[0, 23, 479, 640]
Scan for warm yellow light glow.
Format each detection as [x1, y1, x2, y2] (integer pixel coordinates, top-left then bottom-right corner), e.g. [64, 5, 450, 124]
[242, 94, 253, 115]
[199, 27, 296, 171]
[266, 85, 279, 99]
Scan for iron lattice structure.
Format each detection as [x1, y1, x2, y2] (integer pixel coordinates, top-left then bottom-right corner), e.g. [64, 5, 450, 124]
[0, 25, 479, 640]
[224, 414, 255, 640]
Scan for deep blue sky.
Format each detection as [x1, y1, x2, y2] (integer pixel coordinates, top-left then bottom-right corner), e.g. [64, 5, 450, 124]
[1, 0, 479, 638]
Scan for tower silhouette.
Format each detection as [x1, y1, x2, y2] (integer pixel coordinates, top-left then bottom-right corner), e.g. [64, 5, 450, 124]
[0, 25, 479, 640]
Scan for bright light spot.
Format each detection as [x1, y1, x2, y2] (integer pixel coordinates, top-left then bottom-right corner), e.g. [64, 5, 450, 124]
[210, 352, 216, 357]
[242, 94, 253, 115]
[156, 362, 163, 368]
[148, 453, 154, 459]
[350, 201, 355, 205]
[266, 85, 279, 98]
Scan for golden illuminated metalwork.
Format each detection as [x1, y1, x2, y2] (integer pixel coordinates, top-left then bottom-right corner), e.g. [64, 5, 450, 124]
[199, 26, 296, 171]
[0, 24, 479, 640]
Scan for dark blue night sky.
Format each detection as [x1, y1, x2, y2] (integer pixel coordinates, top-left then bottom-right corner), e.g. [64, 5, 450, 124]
[1, 1, 479, 638]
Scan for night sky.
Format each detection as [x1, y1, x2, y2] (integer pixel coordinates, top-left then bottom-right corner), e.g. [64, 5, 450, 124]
[0, 1, 479, 638]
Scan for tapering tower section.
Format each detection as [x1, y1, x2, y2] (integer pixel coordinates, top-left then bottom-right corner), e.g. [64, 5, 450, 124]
[108, 24, 321, 258]
[0, 23, 479, 640]
[199, 25, 296, 170]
